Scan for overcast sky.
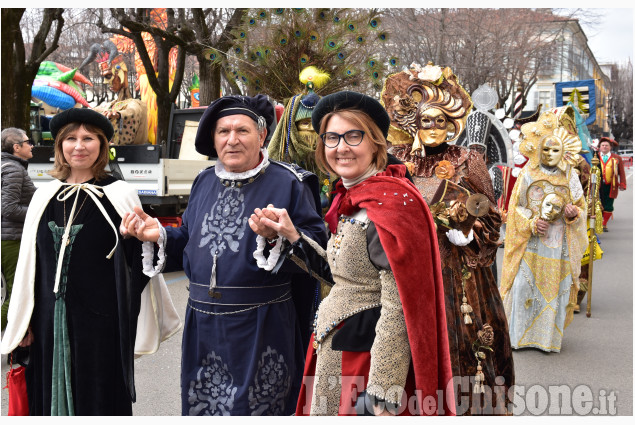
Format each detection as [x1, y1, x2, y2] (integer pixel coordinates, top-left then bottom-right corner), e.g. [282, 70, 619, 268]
[28, 3, 635, 66]
[580, 8, 633, 65]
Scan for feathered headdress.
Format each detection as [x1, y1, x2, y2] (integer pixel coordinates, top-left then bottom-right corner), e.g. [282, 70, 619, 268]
[225, 9, 398, 101]
[296, 66, 330, 121]
[268, 66, 331, 185]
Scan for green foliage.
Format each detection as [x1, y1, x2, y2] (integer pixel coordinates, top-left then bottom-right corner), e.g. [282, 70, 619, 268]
[224, 8, 399, 101]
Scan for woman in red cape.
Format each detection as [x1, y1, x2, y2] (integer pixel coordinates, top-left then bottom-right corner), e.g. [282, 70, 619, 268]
[249, 91, 454, 416]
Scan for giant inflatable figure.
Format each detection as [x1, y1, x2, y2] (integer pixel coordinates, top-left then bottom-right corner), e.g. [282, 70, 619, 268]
[32, 61, 92, 111]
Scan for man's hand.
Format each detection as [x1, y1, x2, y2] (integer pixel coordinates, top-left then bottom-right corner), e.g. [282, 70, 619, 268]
[249, 205, 279, 240]
[535, 218, 549, 235]
[121, 205, 160, 243]
[249, 204, 301, 243]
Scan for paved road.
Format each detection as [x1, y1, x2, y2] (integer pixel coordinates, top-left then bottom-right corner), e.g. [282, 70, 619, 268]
[2, 174, 632, 416]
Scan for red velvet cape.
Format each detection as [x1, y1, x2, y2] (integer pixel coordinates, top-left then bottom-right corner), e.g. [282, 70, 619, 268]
[298, 165, 454, 415]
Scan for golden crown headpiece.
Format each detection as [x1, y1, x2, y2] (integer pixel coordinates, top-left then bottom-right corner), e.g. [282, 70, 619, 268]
[519, 110, 581, 172]
[381, 62, 472, 146]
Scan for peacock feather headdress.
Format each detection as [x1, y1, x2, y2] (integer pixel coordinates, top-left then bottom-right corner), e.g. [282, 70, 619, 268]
[223, 8, 399, 103]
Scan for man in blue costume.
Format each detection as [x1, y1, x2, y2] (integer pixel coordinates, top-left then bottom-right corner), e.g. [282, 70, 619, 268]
[123, 95, 327, 415]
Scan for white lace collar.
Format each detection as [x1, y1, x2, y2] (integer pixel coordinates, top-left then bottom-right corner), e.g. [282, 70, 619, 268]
[215, 148, 270, 180]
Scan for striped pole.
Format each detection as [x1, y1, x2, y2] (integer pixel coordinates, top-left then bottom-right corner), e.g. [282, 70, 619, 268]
[513, 87, 523, 119]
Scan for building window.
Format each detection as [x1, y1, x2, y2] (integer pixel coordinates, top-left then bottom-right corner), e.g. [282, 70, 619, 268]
[539, 91, 552, 109]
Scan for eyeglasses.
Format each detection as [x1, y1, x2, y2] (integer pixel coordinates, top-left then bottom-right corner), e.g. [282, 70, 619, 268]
[17, 139, 34, 146]
[319, 130, 366, 148]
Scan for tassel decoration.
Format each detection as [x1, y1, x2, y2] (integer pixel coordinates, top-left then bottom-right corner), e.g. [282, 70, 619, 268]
[208, 253, 220, 299]
[461, 265, 473, 325]
[462, 296, 473, 324]
[473, 363, 485, 393]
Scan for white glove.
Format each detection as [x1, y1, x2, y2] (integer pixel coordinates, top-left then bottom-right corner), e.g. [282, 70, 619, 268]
[446, 228, 474, 246]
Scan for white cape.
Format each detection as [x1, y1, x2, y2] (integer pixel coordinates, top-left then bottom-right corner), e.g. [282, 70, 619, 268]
[1, 179, 181, 356]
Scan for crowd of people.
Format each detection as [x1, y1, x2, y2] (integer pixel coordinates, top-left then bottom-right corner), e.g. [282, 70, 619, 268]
[0, 62, 628, 416]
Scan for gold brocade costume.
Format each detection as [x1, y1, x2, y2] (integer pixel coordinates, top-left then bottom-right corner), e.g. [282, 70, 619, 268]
[500, 111, 588, 352]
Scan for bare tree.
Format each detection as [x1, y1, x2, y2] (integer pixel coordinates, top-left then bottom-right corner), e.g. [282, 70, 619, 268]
[176, 8, 247, 105]
[381, 9, 595, 114]
[609, 60, 633, 143]
[1, 8, 64, 131]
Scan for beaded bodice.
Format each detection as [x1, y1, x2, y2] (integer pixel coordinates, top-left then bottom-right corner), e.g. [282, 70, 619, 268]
[315, 215, 383, 345]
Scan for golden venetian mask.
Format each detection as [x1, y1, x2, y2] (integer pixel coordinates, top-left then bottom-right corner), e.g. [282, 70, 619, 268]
[540, 136, 564, 167]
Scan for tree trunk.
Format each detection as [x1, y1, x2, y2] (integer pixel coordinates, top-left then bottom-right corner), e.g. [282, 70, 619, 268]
[1, 9, 25, 130]
[434, 8, 447, 66]
[2, 8, 63, 136]
[156, 96, 172, 148]
[198, 57, 221, 106]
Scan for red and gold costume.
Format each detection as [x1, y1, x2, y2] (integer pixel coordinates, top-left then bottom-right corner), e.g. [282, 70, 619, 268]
[381, 63, 513, 415]
[596, 137, 627, 228]
[295, 165, 454, 416]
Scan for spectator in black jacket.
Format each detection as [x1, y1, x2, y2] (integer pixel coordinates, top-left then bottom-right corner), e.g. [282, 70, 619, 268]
[1, 127, 36, 332]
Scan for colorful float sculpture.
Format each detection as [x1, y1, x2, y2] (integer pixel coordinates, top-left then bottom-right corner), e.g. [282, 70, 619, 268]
[31, 61, 92, 110]
[189, 75, 200, 108]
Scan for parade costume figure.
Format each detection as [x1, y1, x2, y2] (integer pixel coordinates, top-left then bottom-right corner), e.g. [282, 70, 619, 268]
[80, 40, 148, 145]
[548, 105, 601, 313]
[122, 95, 327, 416]
[596, 137, 626, 231]
[455, 83, 514, 205]
[381, 64, 513, 415]
[254, 91, 453, 416]
[268, 66, 331, 193]
[500, 110, 588, 352]
[0, 109, 179, 415]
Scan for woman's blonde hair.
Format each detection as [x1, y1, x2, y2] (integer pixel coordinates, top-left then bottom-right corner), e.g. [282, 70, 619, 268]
[315, 109, 388, 175]
[49, 122, 110, 181]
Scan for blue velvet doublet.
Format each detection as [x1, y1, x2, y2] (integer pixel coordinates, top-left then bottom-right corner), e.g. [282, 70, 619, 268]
[166, 161, 326, 416]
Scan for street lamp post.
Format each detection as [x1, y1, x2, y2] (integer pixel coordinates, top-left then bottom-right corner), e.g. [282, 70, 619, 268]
[557, 35, 565, 81]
